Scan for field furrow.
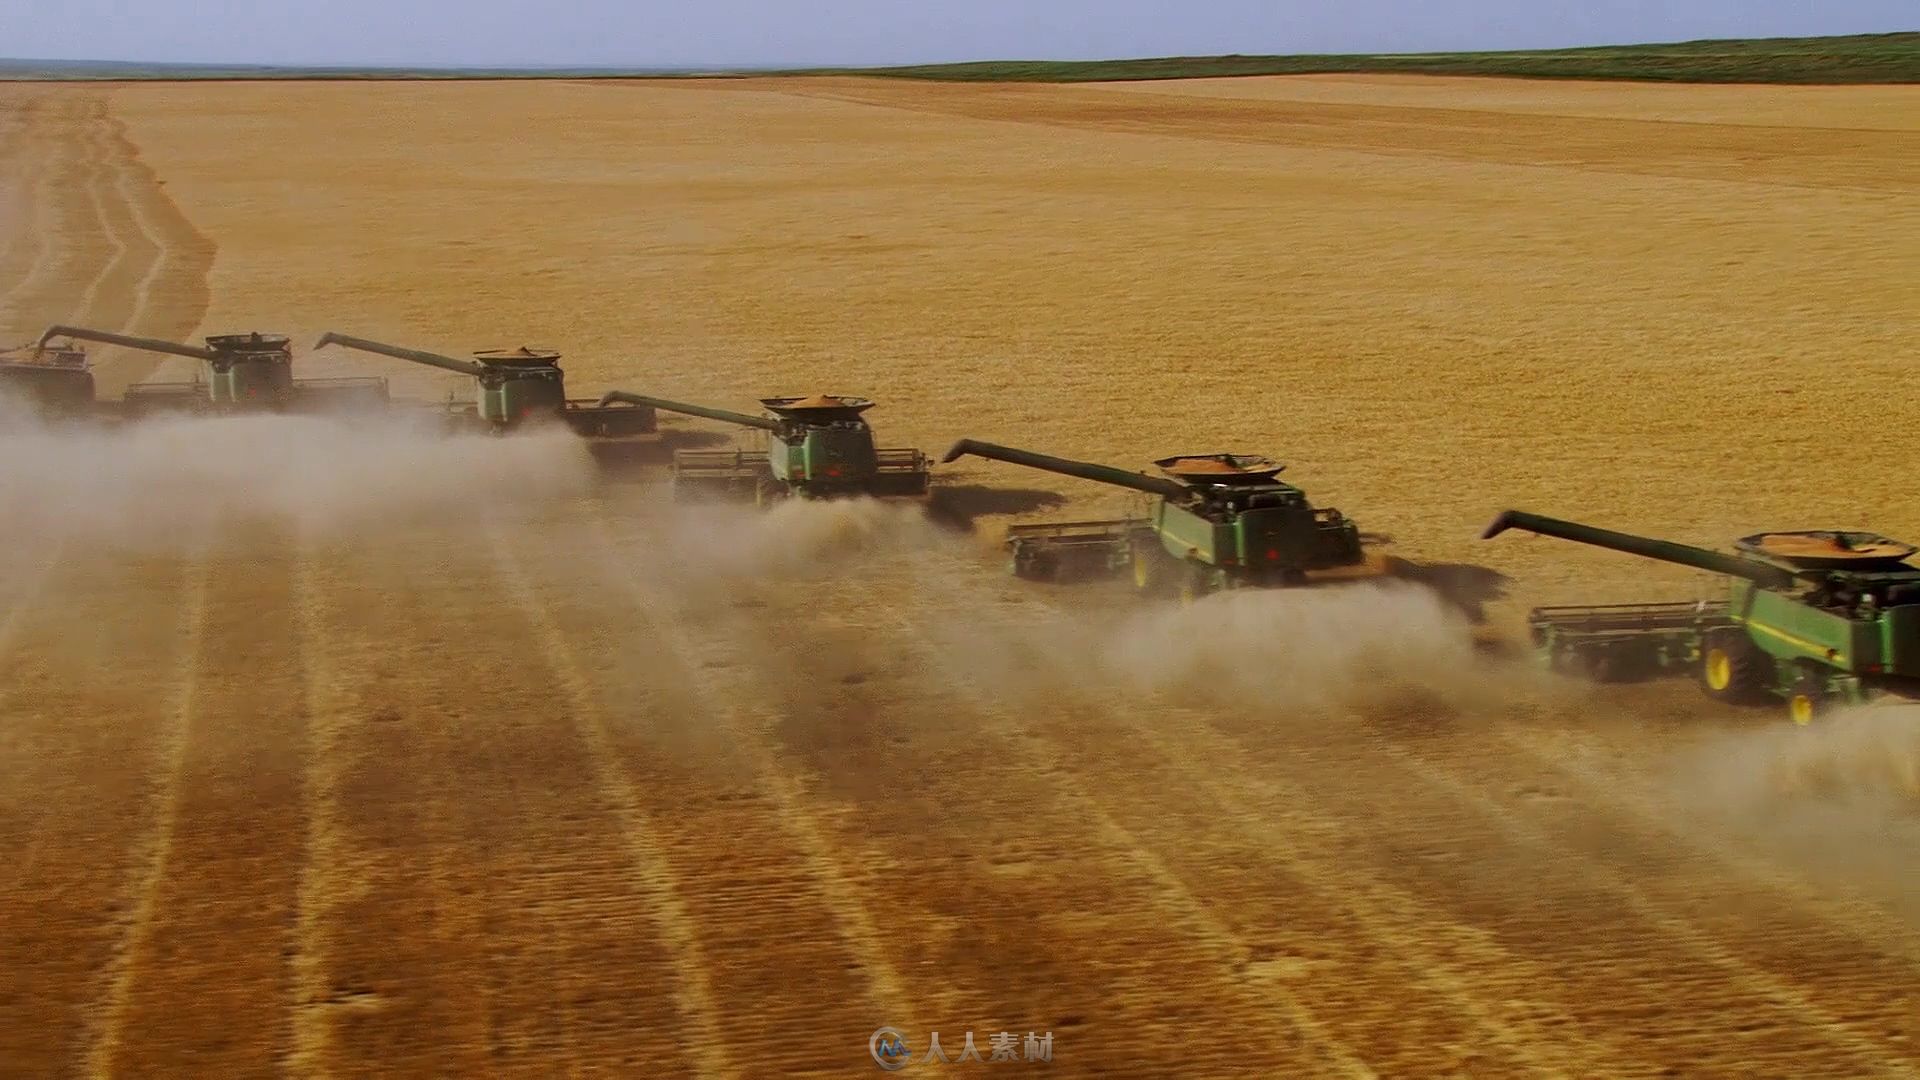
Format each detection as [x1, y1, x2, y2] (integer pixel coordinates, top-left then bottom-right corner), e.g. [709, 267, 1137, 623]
[288, 519, 706, 1076]
[0, 541, 206, 1076]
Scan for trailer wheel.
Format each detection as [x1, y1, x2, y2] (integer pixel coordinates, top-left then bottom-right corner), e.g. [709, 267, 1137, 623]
[1699, 630, 1767, 704]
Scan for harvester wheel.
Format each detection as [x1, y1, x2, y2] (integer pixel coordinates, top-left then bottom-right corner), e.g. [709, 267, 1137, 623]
[1131, 539, 1172, 596]
[1786, 670, 1827, 726]
[1698, 629, 1768, 705]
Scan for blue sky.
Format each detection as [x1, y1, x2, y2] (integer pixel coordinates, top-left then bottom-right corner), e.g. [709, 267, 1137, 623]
[3, 0, 1913, 68]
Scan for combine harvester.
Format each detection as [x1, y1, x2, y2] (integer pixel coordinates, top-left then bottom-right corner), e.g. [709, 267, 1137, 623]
[0, 339, 95, 418]
[314, 333, 656, 453]
[942, 438, 1378, 599]
[1483, 510, 1920, 723]
[598, 390, 929, 502]
[34, 325, 389, 416]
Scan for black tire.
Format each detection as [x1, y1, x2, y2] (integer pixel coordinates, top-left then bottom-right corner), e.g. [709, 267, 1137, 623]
[1009, 548, 1055, 581]
[1552, 646, 1622, 683]
[1698, 629, 1769, 704]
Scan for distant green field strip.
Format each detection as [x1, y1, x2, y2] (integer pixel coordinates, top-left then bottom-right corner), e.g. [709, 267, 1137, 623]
[3, 31, 1916, 84]
[803, 32, 1920, 85]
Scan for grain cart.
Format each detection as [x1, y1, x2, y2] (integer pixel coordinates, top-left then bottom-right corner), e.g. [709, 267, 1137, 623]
[597, 391, 929, 501]
[36, 325, 390, 416]
[941, 439, 1368, 597]
[0, 340, 94, 417]
[313, 333, 654, 444]
[1482, 509, 1920, 723]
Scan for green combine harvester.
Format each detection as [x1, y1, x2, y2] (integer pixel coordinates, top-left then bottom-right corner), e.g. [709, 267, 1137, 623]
[942, 438, 1372, 598]
[314, 332, 655, 443]
[1483, 510, 1920, 723]
[35, 325, 390, 416]
[597, 390, 929, 501]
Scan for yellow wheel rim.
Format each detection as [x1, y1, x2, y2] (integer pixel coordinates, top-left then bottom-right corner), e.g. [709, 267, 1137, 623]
[1705, 649, 1732, 691]
[1789, 694, 1815, 726]
[1179, 581, 1197, 607]
[1133, 549, 1151, 590]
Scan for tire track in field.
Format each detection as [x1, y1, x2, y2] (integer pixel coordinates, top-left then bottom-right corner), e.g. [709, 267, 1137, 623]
[300, 520, 701, 1076]
[1197, 687, 1918, 1075]
[38, 98, 114, 329]
[1430, 722, 1920, 1058]
[853, 576, 1420, 1076]
[886, 552, 1916, 1073]
[98, 529, 312, 1075]
[76, 540, 212, 1078]
[0, 88, 209, 391]
[285, 542, 371, 1079]
[0, 534, 81, 891]
[570, 508, 926, 1075]
[0, 94, 90, 329]
[68, 105, 128, 327]
[0, 540, 205, 1075]
[486, 520, 736, 1078]
[894, 568, 1633, 1075]
[589, 505, 1379, 1077]
[99, 93, 213, 385]
[0, 97, 44, 305]
[1374, 728, 1913, 1072]
[1502, 723, 1920, 954]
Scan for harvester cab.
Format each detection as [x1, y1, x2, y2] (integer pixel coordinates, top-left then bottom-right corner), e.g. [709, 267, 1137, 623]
[0, 340, 95, 417]
[37, 324, 389, 415]
[597, 390, 929, 501]
[1482, 509, 1920, 721]
[314, 332, 655, 443]
[941, 439, 1368, 596]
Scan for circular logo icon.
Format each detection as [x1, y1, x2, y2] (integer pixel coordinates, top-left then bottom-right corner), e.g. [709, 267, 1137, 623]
[870, 1026, 912, 1071]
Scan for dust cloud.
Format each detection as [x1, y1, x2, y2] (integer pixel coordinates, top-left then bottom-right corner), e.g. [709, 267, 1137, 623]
[1660, 701, 1920, 918]
[632, 493, 1520, 719]
[1682, 701, 1920, 813]
[0, 403, 597, 551]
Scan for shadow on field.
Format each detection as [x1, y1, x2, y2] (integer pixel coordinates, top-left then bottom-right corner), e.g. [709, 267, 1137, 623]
[925, 484, 1069, 533]
[588, 427, 734, 476]
[1389, 558, 1512, 625]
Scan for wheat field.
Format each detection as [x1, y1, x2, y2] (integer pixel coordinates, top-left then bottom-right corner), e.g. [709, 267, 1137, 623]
[1, 73, 1918, 1077]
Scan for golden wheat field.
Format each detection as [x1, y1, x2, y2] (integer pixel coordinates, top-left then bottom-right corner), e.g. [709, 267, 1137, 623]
[1, 72, 1919, 1077]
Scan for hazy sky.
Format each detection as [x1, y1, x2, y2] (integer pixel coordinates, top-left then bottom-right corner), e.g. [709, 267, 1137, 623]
[4, 0, 1914, 68]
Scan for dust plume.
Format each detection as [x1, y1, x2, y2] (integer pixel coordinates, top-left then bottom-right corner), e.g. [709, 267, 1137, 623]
[644, 495, 950, 591]
[1682, 702, 1920, 812]
[0, 407, 596, 550]
[1664, 702, 1920, 918]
